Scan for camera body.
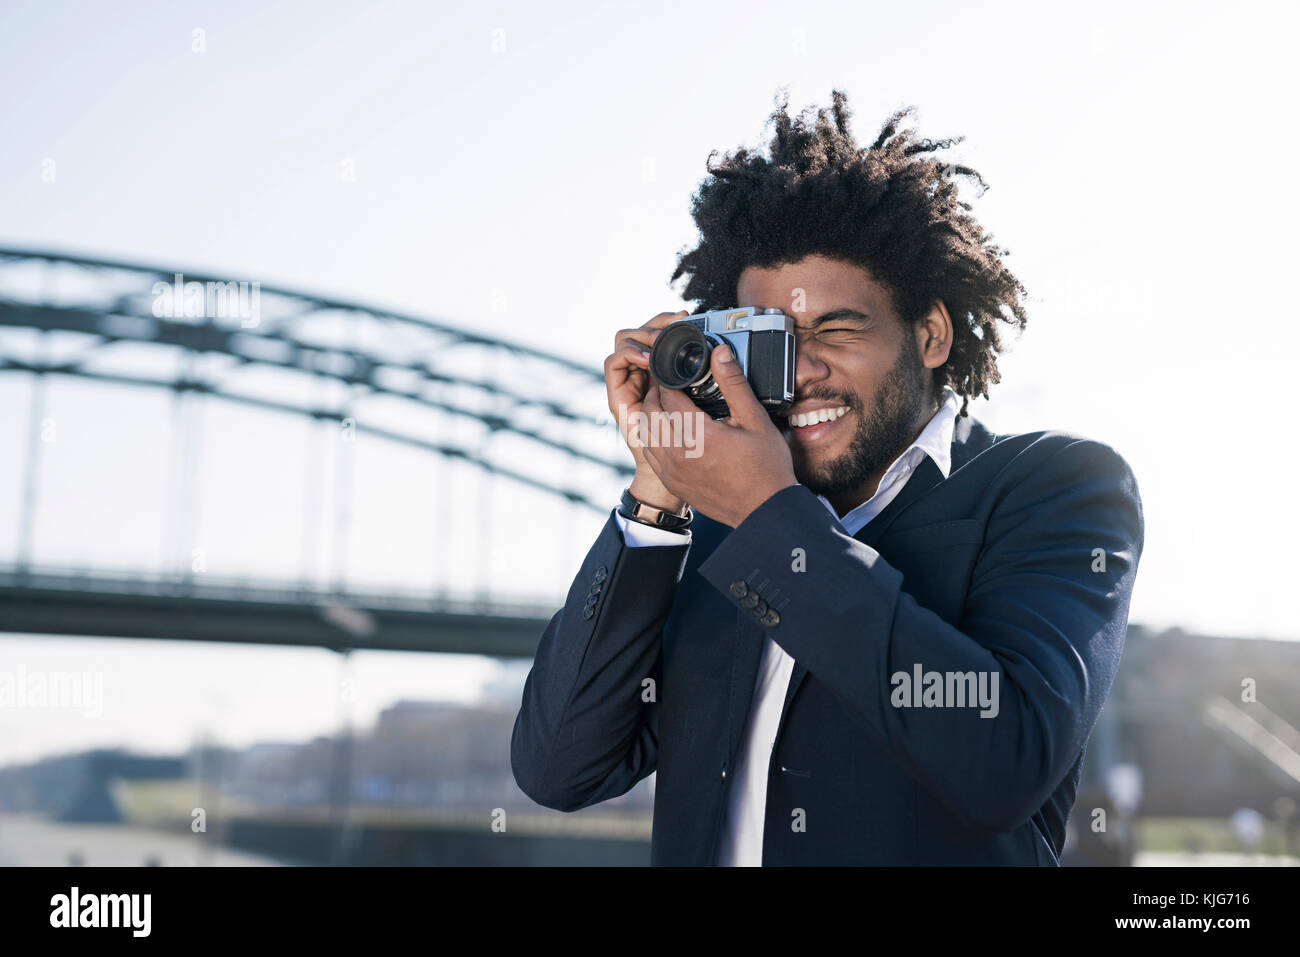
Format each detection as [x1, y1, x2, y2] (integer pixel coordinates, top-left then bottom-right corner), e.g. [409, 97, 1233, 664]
[648, 307, 796, 419]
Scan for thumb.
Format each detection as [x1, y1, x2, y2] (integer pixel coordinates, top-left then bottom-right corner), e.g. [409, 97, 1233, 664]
[710, 343, 765, 426]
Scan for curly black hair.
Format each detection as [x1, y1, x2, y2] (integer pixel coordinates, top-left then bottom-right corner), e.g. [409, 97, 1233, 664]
[669, 89, 1028, 417]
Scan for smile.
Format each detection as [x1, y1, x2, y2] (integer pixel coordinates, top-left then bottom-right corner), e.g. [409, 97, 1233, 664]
[781, 404, 852, 447]
[784, 405, 850, 429]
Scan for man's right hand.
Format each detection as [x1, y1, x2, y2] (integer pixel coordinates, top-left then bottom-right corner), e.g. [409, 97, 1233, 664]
[604, 310, 691, 514]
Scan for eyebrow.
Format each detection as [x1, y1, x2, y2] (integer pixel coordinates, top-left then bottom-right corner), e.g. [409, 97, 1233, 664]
[799, 308, 872, 330]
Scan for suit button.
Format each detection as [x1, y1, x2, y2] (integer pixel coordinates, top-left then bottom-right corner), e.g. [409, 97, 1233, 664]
[760, 609, 780, 627]
[721, 768, 727, 780]
[582, 605, 594, 620]
[587, 583, 602, 597]
[594, 566, 607, 583]
[729, 580, 748, 599]
[739, 591, 760, 610]
[753, 598, 768, 616]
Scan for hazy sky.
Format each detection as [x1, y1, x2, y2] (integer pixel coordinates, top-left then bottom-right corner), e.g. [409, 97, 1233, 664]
[2, 0, 1298, 764]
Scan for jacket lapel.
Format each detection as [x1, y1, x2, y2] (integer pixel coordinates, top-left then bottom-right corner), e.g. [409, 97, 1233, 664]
[769, 413, 999, 737]
[949, 413, 997, 474]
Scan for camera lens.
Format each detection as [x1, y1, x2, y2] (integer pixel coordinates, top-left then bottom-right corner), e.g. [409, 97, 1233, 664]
[650, 322, 714, 389]
[674, 341, 706, 381]
[648, 321, 734, 419]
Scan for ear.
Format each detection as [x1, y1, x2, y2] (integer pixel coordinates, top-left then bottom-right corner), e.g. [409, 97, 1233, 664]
[916, 300, 953, 371]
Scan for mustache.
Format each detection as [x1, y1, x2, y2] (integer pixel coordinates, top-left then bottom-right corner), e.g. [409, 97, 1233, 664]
[793, 389, 858, 410]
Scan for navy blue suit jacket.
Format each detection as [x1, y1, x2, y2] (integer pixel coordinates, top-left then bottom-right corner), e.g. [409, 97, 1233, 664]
[512, 415, 1144, 865]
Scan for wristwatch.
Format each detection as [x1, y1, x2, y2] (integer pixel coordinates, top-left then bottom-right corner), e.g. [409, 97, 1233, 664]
[619, 487, 693, 533]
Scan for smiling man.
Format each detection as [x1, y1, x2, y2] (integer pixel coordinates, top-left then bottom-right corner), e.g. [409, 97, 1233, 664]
[511, 90, 1145, 865]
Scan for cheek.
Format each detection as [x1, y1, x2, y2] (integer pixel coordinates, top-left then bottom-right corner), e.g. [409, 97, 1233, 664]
[829, 357, 878, 407]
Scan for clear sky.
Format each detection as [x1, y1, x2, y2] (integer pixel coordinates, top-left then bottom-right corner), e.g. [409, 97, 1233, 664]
[2, 0, 1298, 764]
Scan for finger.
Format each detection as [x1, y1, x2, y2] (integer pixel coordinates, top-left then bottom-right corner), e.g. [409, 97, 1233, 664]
[642, 379, 663, 418]
[619, 341, 651, 368]
[642, 309, 691, 330]
[604, 349, 636, 379]
[613, 310, 690, 351]
[604, 350, 647, 405]
[708, 343, 766, 428]
[613, 329, 657, 353]
[605, 344, 651, 382]
[656, 382, 696, 415]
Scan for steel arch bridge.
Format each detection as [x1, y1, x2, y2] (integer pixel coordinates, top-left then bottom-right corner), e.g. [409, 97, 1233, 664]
[0, 248, 632, 656]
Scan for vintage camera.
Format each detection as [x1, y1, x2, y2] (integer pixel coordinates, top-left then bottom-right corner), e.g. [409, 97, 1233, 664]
[647, 307, 796, 419]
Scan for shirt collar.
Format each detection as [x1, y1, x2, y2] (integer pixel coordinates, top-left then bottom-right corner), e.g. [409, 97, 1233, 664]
[813, 385, 960, 518]
[913, 384, 960, 480]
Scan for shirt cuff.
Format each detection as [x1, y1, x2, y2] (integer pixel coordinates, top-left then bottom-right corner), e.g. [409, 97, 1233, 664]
[614, 509, 694, 547]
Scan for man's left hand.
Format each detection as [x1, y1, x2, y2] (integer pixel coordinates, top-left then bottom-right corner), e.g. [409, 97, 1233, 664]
[640, 345, 797, 528]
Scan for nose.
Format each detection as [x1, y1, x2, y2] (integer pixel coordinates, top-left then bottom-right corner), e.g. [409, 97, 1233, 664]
[793, 336, 830, 396]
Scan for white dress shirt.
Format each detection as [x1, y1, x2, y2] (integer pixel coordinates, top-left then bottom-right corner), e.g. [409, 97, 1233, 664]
[614, 385, 960, 865]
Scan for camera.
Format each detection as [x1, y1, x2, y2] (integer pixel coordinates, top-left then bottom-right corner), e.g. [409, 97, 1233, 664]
[648, 307, 796, 419]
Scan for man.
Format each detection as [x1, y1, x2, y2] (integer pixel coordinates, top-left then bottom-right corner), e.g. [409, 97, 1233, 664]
[511, 90, 1144, 865]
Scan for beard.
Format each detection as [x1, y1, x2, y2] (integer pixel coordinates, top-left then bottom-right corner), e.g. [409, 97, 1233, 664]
[789, 333, 929, 500]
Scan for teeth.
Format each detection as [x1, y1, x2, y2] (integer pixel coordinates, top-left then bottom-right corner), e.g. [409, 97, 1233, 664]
[789, 406, 849, 428]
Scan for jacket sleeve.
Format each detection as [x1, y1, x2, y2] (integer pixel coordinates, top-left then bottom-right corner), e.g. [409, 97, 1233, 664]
[694, 437, 1144, 832]
[510, 510, 691, 812]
